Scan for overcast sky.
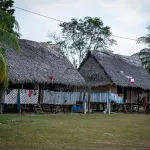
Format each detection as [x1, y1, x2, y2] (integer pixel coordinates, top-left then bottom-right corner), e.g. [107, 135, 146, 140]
[14, 0, 150, 56]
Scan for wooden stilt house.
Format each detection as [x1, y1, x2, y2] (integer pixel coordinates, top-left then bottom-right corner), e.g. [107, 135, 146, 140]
[78, 50, 150, 112]
[0, 39, 85, 113]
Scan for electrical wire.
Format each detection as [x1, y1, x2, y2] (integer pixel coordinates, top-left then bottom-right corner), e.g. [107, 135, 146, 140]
[14, 6, 139, 54]
[128, 41, 137, 55]
[113, 35, 136, 41]
[13, 6, 63, 22]
[14, 6, 138, 41]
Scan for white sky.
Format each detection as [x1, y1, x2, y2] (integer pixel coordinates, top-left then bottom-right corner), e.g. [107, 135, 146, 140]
[14, 0, 150, 56]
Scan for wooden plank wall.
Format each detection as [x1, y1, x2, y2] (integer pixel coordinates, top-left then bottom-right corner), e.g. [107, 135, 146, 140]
[125, 88, 148, 104]
[76, 85, 117, 93]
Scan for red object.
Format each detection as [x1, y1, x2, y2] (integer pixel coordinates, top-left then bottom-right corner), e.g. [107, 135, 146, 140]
[49, 75, 55, 85]
[130, 77, 134, 84]
[144, 100, 148, 105]
[50, 76, 54, 80]
[28, 90, 33, 97]
[118, 94, 121, 96]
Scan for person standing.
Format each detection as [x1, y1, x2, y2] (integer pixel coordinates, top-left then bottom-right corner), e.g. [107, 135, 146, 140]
[83, 93, 88, 114]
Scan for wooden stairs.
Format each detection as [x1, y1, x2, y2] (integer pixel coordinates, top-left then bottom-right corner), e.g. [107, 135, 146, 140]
[34, 104, 44, 114]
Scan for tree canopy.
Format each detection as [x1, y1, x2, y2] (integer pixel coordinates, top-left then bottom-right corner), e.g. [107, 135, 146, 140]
[0, 0, 21, 37]
[48, 17, 116, 66]
[0, 9, 20, 86]
[138, 26, 150, 74]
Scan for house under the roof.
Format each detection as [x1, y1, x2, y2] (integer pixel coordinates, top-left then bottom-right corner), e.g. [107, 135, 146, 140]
[78, 50, 150, 108]
[0, 39, 86, 113]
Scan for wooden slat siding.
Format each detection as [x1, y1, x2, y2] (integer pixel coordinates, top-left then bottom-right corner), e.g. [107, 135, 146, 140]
[76, 85, 117, 93]
[43, 91, 81, 105]
[126, 89, 141, 104]
[110, 85, 118, 93]
[80, 92, 123, 104]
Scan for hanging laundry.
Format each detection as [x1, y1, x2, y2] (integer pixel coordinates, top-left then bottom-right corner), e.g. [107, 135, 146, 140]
[28, 90, 33, 97]
[6, 88, 11, 95]
[50, 91, 54, 96]
[33, 90, 37, 95]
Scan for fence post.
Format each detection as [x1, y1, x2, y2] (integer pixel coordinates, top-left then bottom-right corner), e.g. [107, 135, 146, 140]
[107, 86, 111, 114]
[0, 103, 2, 114]
[88, 83, 91, 114]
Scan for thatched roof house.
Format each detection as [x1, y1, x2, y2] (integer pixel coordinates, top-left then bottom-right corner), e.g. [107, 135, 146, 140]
[4, 39, 85, 86]
[79, 50, 150, 90]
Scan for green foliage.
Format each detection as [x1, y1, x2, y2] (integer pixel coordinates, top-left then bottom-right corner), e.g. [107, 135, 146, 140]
[138, 25, 150, 74]
[0, 48, 8, 86]
[0, 27, 20, 52]
[0, 0, 15, 15]
[0, 9, 20, 86]
[0, 9, 20, 52]
[47, 32, 70, 59]
[0, 0, 21, 37]
[139, 48, 150, 74]
[59, 17, 116, 64]
[138, 26, 150, 47]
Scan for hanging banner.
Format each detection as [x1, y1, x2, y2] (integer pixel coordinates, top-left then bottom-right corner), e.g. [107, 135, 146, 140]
[130, 77, 134, 84]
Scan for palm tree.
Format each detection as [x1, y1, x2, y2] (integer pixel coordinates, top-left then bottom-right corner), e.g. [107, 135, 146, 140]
[0, 9, 20, 50]
[0, 9, 20, 104]
[138, 26, 150, 74]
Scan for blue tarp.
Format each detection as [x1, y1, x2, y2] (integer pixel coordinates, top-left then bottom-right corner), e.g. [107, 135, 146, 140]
[109, 93, 124, 104]
[73, 105, 83, 113]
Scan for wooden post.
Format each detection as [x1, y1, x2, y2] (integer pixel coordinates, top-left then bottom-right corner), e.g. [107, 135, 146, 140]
[122, 87, 125, 102]
[137, 90, 139, 113]
[83, 93, 87, 114]
[102, 103, 105, 111]
[130, 88, 132, 113]
[88, 83, 91, 114]
[0, 103, 2, 114]
[38, 84, 44, 104]
[108, 86, 111, 114]
[84, 101, 87, 114]
[0, 84, 5, 114]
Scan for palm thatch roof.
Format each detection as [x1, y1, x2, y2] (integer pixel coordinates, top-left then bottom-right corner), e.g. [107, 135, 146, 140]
[79, 50, 150, 90]
[2, 39, 85, 86]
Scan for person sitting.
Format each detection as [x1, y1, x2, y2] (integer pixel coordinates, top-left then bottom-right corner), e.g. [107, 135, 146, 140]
[142, 97, 148, 111]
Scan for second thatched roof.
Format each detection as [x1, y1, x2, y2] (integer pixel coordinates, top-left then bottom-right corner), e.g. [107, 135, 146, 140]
[79, 50, 150, 90]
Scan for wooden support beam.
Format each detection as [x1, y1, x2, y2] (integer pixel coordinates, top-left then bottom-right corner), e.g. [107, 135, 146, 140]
[38, 84, 44, 104]
[102, 103, 105, 111]
[0, 103, 2, 114]
[88, 83, 91, 114]
[130, 88, 132, 113]
[107, 86, 111, 114]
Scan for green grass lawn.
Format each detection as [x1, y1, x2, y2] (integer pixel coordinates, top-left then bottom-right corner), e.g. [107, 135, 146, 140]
[0, 114, 150, 150]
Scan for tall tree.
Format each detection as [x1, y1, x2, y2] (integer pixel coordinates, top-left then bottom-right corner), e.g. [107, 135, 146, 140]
[0, 0, 21, 37]
[0, 9, 20, 104]
[47, 32, 75, 64]
[59, 17, 116, 65]
[138, 25, 150, 74]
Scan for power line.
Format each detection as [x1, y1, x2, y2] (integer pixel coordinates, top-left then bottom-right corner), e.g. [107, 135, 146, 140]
[13, 6, 62, 22]
[14, 6, 138, 41]
[128, 41, 137, 55]
[113, 35, 137, 41]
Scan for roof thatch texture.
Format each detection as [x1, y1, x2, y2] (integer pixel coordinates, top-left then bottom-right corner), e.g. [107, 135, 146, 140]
[79, 51, 150, 89]
[2, 39, 85, 86]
